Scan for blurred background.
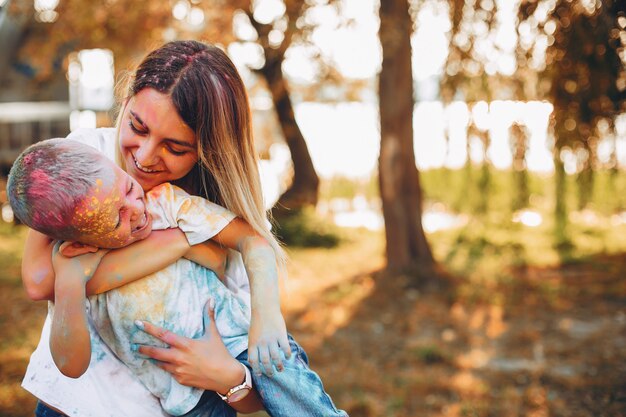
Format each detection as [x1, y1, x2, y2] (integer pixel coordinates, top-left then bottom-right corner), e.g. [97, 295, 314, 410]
[0, 0, 625, 416]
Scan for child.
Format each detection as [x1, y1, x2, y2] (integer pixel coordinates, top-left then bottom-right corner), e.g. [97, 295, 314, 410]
[8, 138, 347, 417]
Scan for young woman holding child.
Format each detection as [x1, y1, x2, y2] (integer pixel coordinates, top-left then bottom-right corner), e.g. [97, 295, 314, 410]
[20, 41, 346, 417]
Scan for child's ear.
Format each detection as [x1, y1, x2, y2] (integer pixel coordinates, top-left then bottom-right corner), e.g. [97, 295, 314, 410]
[58, 241, 99, 258]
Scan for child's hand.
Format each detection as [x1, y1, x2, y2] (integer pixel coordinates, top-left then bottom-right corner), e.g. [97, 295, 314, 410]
[248, 309, 291, 377]
[52, 242, 109, 284]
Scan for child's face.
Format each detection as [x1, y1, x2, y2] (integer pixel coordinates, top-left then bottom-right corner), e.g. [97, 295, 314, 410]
[72, 156, 153, 249]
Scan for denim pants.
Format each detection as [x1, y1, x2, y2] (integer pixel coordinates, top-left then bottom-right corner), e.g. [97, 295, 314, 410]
[187, 335, 347, 417]
[35, 402, 66, 417]
[239, 335, 347, 417]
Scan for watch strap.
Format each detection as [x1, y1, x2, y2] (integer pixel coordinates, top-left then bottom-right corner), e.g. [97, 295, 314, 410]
[217, 363, 252, 404]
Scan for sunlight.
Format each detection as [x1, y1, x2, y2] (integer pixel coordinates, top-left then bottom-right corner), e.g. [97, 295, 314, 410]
[68, 49, 114, 112]
[1, 203, 13, 223]
[512, 209, 543, 227]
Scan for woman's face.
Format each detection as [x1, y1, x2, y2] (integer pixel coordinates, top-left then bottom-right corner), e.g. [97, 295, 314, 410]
[119, 88, 198, 191]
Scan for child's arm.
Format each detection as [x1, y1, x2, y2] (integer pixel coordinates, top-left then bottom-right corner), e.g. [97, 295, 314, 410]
[49, 242, 108, 378]
[212, 218, 291, 377]
[22, 228, 192, 300]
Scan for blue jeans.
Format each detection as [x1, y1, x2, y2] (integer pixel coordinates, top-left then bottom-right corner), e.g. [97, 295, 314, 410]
[188, 335, 346, 417]
[35, 393, 234, 417]
[237, 335, 347, 417]
[183, 391, 236, 417]
[35, 402, 66, 417]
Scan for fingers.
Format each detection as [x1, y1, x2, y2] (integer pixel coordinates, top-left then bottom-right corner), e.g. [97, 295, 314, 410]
[248, 345, 262, 377]
[279, 334, 292, 360]
[200, 298, 218, 341]
[136, 344, 176, 363]
[269, 342, 284, 372]
[258, 345, 274, 377]
[135, 320, 186, 349]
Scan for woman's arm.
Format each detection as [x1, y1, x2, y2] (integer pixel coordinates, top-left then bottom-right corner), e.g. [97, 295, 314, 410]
[22, 230, 56, 301]
[212, 218, 290, 376]
[22, 228, 192, 301]
[136, 300, 264, 413]
[183, 240, 229, 281]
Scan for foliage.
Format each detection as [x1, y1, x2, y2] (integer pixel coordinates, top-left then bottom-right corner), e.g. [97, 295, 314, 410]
[273, 207, 340, 248]
[441, 0, 510, 103]
[7, 0, 240, 82]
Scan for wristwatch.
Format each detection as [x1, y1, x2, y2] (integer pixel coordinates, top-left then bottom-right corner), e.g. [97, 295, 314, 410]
[217, 363, 253, 404]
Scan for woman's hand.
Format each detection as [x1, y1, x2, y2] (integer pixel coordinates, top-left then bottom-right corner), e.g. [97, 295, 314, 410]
[135, 299, 245, 393]
[135, 300, 265, 413]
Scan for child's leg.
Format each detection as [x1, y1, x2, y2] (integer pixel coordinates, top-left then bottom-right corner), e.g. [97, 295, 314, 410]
[180, 391, 236, 417]
[236, 335, 347, 417]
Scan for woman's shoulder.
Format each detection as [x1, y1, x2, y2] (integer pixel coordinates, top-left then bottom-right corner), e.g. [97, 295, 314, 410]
[66, 127, 117, 159]
[66, 128, 116, 150]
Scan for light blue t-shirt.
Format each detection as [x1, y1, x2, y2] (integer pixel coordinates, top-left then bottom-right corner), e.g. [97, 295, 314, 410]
[89, 183, 251, 416]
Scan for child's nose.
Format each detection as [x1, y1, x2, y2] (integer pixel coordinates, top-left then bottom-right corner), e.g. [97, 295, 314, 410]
[129, 198, 144, 221]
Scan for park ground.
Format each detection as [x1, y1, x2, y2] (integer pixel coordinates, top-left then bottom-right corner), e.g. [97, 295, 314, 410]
[0, 213, 625, 417]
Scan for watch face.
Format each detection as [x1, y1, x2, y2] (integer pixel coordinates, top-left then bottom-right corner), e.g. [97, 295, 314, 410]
[228, 387, 251, 403]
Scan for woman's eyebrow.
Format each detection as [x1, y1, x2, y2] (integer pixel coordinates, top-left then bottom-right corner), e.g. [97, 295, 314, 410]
[129, 110, 147, 127]
[165, 138, 196, 149]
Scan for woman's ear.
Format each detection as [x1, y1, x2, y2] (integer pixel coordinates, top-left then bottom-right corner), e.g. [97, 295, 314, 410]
[58, 241, 99, 258]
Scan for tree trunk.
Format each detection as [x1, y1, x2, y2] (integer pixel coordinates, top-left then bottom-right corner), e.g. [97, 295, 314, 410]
[576, 141, 595, 210]
[554, 150, 568, 246]
[510, 123, 529, 211]
[378, 0, 434, 272]
[258, 53, 319, 211]
[476, 129, 491, 214]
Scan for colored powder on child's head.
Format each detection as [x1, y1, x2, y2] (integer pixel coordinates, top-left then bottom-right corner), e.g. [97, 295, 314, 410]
[25, 168, 80, 232]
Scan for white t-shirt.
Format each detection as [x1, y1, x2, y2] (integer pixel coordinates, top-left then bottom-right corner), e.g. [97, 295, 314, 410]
[22, 128, 252, 417]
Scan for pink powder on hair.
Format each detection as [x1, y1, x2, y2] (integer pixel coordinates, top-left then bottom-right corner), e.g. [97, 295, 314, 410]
[29, 169, 54, 194]
[23, 153, 35, 164]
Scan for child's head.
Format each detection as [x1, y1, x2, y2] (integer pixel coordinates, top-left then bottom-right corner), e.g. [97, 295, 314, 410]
[8, 139, 152, 249]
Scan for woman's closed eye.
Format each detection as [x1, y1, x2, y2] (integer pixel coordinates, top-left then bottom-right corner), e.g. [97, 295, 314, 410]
[166, 145, 188, 156]
[128, 119, 147, 135]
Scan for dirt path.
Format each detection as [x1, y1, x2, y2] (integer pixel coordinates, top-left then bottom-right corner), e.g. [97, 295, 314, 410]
[285, 253, 626, 417]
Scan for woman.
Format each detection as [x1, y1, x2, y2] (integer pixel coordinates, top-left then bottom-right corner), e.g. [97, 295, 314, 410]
[23, 40, 345, 417]
[21, 41, 280, 417]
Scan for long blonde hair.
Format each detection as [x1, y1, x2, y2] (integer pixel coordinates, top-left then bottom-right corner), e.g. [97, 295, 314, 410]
[116, 40, 286, 265]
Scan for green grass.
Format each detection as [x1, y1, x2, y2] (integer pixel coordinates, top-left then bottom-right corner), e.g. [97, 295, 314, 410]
[320, 166, 626, 216]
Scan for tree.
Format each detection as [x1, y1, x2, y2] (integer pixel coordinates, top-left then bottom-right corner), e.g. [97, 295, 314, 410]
[440, 0, 504, 217]
[378, 0, 434, 272]
[244, 1, 321, 211]
[517, 0, 626, 244]
[4, 0, 334, 212]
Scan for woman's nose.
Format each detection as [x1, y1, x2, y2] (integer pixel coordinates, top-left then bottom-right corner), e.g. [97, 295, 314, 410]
[135, 140, 159, 167]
